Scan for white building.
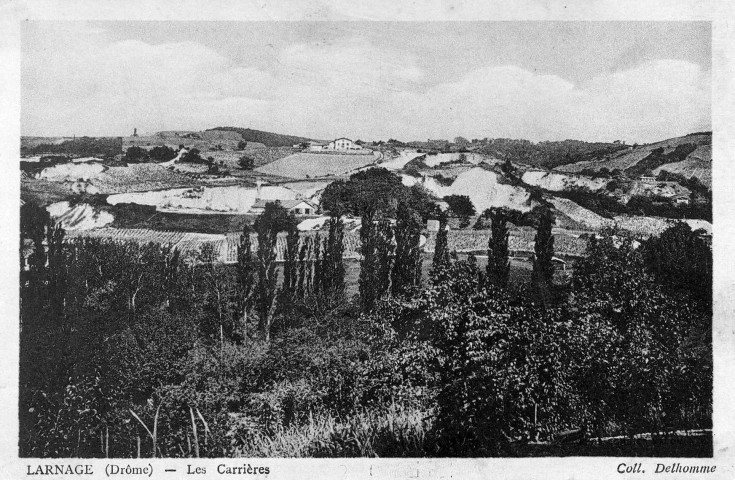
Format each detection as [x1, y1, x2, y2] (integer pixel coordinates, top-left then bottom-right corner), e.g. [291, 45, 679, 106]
[325, 138, 362, 151]
[250, 199, 317, 215]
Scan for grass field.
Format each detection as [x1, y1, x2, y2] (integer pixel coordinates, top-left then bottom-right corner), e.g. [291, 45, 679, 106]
[255, 152, 379, 179]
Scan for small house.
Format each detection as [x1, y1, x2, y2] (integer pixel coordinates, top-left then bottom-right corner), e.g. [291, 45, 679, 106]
[250, 199, 317, 215]
[640, 175, 656, 184]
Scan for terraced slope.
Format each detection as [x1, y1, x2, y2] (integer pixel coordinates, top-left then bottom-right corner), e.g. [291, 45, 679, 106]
[555, 133, 711, 177]
[653, 144, 712, 187]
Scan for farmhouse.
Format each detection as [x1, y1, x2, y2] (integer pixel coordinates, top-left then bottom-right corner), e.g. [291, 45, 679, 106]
[324, 138, 363, 151]
[640, 175, 656, 184]
[250, 199, 317, 215]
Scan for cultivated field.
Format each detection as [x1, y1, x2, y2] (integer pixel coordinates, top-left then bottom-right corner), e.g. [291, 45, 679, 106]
[653, 144, 712, 187]
[255, 152, 380, 179]
[550, 197, 614, 230]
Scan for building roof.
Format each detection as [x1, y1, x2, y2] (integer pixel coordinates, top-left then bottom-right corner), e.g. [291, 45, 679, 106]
[251, 199, 316, 210]
[332, 137, 353, 142]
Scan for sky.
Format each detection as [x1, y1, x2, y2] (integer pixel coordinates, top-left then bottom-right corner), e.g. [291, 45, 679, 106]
[21, 21, 711, 143]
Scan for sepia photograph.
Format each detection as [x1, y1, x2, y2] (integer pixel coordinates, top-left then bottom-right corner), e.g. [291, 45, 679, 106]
[4, 1, 732, 477]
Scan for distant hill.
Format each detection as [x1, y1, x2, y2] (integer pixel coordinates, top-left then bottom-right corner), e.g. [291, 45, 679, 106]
[555, 132, 712, 187]
[21, 136, 122, 158]
[478, 138, 628, 169]
[206, 126, 319, 148]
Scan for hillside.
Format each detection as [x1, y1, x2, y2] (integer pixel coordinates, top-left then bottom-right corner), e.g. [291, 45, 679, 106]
[207, 126, 319, 147]
[555, 133, 712, 187]
[21, 136, 122, 158]
[479, 138, 627, 169]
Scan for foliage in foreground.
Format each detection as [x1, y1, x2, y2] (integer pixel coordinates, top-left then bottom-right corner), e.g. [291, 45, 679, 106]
[20, 200, 711, 457]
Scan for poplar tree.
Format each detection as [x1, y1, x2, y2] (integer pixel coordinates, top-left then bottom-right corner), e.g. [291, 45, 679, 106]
[280, 214, 300, 312]
[253, 202, 291, 341]
[359, 208, 378, 312]
[487, 208, 510, 289]
[431, 214, 450, 279]
[391, 203, 423, 296]
[316, 216, 345, 308]
[532, 207, 555, 308]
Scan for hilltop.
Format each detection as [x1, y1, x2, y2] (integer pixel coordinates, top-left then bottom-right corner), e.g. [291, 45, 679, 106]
[206, 126, 320, 147]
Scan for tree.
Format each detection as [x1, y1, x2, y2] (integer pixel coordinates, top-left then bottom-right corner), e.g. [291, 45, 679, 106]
[180, 148, 206, 164]
[359, 209, 378, 312]
[443, 195, 476, 219]
[281, 216, 300, 310]
[531, 208, 555, 308]
[196, 243, 235, 342]
[642, 222, 712, 309]
[569, 229, 711, 437]
[314, 216, 345, 308]
[391, 203, 423, 296]
[148, 146, 177, 162]
[375, 217, 395, 299]
[124, 146, 147, 163]
[238, 156, 255, 170]
[296, 235, 314, 300]
[321, 168, 405, 217]
[431, 215, 450, 279]
[161, 248, 182, 312]
[253, 202, 293, 341]
[486, 209, 510, 288]
[237, 140, 247, 150]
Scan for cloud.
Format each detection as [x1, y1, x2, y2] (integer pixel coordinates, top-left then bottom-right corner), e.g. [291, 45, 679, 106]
[22, 33, 710, 143]
[392, 59, 710, 142]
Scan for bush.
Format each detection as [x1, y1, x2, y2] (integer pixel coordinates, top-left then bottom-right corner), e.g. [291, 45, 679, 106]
[238, 156, 255, 170]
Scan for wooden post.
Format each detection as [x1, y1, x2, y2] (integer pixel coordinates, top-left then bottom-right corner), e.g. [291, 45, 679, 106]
[137, 435, 141, 458]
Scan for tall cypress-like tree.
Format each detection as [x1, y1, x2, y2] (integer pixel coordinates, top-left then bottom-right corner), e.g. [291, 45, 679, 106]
[391, 203, 423, 296]
[375, 216, 395, 298]
[360, 210, 396, 313]
[253, 202, 291, 341]
[296, 235, 313, 300]
[280, 213, 300, 311]
[487, 208, 510, 288]
[318, 216, 345, 305]
[532, 207, 555, 308]
[431, 214, 450, 280]
[359, 208, 378, 312]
